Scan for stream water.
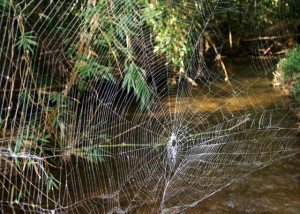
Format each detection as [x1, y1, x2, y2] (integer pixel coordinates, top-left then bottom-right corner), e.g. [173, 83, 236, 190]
[194, 154, 300, 213]
[187, 57, 300, 213]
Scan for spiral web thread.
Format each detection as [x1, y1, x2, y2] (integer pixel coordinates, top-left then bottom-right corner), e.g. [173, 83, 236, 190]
[0, 0, 299, 213]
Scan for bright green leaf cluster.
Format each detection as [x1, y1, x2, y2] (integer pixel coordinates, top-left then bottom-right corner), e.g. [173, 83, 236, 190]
[16, 31, 38, 54]
[279, 44, 300, 107]
[122, 60, 152, 110]
[142, 1, 192, 72]
[76, 57, 115, 82]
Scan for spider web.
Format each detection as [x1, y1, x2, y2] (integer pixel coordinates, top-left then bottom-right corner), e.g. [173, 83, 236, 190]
[0, 0, 299, 213]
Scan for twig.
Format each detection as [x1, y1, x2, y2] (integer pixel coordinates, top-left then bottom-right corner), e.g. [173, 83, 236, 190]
[0, 47, 17, 69]
[195, 23, 232, 85]
[189, 117, 250, 138]
[110, 121, 148, 140]
[228, 117, 250, 131]
[242, 34, 300, 41]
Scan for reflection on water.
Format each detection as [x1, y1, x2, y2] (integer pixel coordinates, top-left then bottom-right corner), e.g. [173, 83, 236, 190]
[163, 77, 283, 114]
[163, 57, 287, 115]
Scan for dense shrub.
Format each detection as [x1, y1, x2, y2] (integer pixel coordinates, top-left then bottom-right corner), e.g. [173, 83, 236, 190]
[279, 44, 300, 108]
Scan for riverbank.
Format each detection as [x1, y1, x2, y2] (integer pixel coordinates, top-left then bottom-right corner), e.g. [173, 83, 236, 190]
[272, 45, 300, 131]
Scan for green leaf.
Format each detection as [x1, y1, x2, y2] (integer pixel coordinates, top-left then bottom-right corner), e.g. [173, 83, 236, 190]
[14, 138, 22, 153]
[16, 31, 38, 54]
[17, 190, 23, 202]
[10, 186, 15, 204]
[122, 61, 152, 110]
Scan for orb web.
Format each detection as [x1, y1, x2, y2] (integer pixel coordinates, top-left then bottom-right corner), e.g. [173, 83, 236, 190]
[0, 0, 299, 213]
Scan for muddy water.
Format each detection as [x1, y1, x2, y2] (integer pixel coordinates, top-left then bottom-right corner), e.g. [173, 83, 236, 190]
[185, 57, 300, 213]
